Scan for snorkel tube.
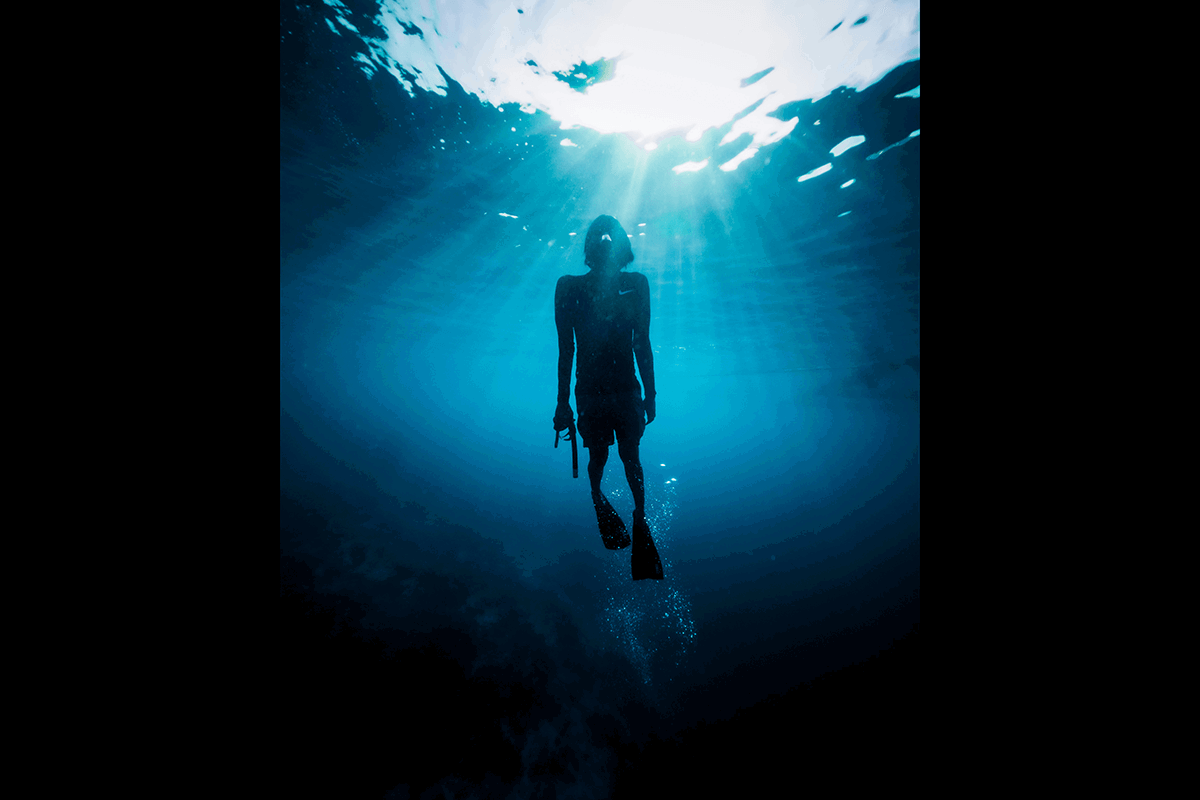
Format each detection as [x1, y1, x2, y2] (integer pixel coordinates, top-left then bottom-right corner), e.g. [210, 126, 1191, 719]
[554, 421, 578, 478]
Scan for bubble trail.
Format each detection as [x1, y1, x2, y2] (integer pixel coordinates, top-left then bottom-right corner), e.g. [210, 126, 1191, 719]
[598, 475, 697, 687]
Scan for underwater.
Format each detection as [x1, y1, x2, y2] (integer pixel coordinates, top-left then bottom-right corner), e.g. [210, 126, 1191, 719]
[280, 1, 919, 796]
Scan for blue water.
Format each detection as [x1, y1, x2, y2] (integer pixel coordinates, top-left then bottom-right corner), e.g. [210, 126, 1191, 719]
[281, 2, 918, 795]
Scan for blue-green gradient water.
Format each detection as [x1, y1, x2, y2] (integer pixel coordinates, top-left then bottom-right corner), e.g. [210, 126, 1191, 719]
[281, 2, 918, 794]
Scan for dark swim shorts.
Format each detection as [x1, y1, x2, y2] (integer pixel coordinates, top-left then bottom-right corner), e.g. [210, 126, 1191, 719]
[576, 392, 645, 449]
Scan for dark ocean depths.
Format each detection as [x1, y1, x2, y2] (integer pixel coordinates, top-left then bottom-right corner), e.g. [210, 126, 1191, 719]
[281, 2, 919, 796]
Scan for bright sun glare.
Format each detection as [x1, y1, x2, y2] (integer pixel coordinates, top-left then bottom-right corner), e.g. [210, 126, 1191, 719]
[335, 0, 919, 170]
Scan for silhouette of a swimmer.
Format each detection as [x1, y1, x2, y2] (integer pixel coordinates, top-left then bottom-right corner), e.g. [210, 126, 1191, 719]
[554, 215, 664, 580]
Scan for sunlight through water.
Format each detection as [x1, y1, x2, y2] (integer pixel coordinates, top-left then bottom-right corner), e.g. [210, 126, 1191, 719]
[285, 0, 920, 710]
[337, 0, 919, 165]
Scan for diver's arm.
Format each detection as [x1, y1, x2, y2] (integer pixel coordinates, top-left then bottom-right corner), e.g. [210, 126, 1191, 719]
[554, 276, 575, 426]
[632, 273, 657, 422]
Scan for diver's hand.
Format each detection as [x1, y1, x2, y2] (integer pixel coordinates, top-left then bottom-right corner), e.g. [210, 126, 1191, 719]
[644, 396, 656, 425]
[553, 402, 575, 431]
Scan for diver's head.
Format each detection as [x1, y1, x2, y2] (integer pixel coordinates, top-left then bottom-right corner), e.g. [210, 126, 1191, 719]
[583, 215, 634, 274]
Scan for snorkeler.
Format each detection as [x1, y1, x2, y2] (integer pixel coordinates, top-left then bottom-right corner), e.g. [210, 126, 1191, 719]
[554, 215, 664, 580]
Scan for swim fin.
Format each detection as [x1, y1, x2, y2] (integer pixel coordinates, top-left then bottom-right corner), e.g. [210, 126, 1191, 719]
[594, 494, 631, 550]
[631, 516, 664, 580]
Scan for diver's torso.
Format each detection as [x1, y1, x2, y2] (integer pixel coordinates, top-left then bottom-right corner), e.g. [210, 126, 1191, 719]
[563, 272, 641, 398]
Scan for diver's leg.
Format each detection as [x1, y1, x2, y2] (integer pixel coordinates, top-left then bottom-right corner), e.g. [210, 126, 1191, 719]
[620, 443, 663, 580]
[589, 445, 629, 550]
[588, 445, 608, 499]
[618, 441, 645, 521]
